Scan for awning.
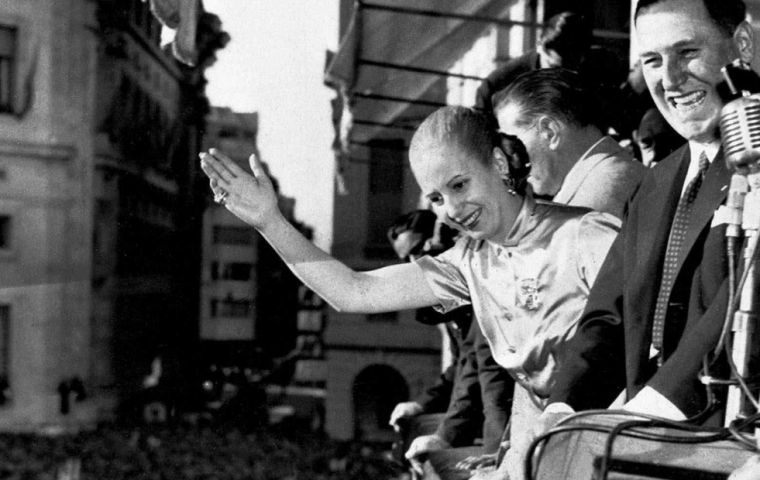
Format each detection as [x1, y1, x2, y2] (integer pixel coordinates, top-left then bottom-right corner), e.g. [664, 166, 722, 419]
[324, 0, 524, 150]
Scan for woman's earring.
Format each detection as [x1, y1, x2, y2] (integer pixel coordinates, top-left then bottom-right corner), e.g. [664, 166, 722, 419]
[502, 174, 517, 195]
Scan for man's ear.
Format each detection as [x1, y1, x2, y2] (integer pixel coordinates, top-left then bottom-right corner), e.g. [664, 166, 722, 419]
[734, 21, 754, 63]
[536, 116, 562, 150]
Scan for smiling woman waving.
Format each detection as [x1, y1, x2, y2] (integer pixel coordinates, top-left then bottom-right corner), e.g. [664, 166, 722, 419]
[199, 106, 620, 479]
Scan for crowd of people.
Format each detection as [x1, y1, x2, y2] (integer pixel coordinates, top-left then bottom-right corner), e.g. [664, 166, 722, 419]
[0, 423, 406, 480]
[200, 0, 760, 478]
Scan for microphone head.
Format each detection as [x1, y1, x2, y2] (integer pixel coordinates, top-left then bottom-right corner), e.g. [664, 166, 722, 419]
[720, 94, 760, 172]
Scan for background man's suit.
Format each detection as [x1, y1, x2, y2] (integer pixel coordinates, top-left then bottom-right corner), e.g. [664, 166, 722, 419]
[552, 136, 645, 219]
[548, 144, 732, 417]
[435, 323, 512, 452]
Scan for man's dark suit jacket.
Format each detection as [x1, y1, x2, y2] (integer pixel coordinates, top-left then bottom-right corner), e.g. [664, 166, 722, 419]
[413, 306, 512, 452]
[435, 325, 513, 452]
[413, 315, 468, 413]
[548, 144, 732, 417]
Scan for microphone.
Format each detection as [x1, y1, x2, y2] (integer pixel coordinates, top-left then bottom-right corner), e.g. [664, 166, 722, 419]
[720, 60, 760, 175]
[718, 60, 760, 425]
[724, 174, 747, 239]
[719, 61, 760, 234]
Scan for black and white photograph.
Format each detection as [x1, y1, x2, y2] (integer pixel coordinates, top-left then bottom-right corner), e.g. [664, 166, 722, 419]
[3, 1, 760, 479]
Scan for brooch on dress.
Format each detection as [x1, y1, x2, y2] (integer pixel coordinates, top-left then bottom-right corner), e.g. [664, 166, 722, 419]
[517, 278, 541, 310]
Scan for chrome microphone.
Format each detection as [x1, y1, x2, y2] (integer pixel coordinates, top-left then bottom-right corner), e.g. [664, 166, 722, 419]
[719, 61, 760, 426]
[720, 92, 760, 172]
[719, 60, 760, 235]
[720, 60, 760, 174]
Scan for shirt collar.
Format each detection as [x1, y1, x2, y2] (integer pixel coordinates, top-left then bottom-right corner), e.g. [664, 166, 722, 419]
[578, 136, 608, 162]
[553, 136, 615, 204]
[679, 140, 719, 197]
[688, 140, 720, 165]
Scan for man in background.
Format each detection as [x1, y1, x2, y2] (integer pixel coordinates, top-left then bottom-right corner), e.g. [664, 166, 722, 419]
[494, 68, 644, 219]
[634, 107, 684, 168]
[475, 11, 591, 116]
[476, 11, 626, 134]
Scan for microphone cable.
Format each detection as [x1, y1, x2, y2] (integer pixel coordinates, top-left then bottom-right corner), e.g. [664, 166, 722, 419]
[525, 410, 760, 480]
[704, 222, 760, 412]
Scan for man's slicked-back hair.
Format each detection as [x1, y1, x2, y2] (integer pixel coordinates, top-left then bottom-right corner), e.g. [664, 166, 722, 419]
[492, 68, 602, 130]
[410, 106, 500, 167]
[540, 11, 592, 60]
[635, 0, 746, 38]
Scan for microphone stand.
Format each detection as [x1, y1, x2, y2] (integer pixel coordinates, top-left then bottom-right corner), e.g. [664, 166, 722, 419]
[725, 172, 760, 437]
[718, 60, 760, 431]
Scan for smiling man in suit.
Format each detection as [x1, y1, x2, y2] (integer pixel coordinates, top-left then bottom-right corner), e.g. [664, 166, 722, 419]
[493, 68, 644, 220]
[543, 0, 754, 422]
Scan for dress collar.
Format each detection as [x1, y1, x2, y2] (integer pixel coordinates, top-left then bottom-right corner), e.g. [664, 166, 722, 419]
[494, 192, 539, 248]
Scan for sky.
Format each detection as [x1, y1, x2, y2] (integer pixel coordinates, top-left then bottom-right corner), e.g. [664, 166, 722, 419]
[200, 1, 340, 249]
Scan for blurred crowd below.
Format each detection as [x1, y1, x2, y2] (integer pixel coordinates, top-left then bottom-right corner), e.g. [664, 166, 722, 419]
[0, 422, 406, 480]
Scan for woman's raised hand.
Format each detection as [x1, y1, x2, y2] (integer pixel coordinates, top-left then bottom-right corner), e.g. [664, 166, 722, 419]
[199, 148, 281, 230]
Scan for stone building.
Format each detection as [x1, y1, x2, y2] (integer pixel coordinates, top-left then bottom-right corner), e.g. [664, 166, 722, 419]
[199, 107, 261, 367]
[199, 106, 310, 370]
[0, 0, 225, 430]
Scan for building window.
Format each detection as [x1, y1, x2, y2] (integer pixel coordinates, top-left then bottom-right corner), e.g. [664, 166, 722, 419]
[0, 25, 16, 113]
[224, 262, 252, 281]
[367, 311, 398, 323]
[0, 305, 10, 406]
[218, 128, 239, 139]
[212, 226, 254, 245]
[210, 262, 253, 281]
[210, 297, 253, 318]
[366, 140, 404, 258]
[0, 215, 11, 250]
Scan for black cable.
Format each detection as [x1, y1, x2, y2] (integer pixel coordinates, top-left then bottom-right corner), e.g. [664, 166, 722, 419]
[525, 423, 618, 480]
[598, 419, 654, 480]
[597, 416, 733, 480]
[693, 365, 722, 424]
[729, 233, 759, 315]
[710, 228, 760, 413]
[714, 235, 738, 359]
[690, 232, 754, 425]
[728, 420, 758, 450]
[723, 331, 760, 411]
[525, 422, 734, 480]
[554, 408, 721, 430]
[526, 411, 760, 480]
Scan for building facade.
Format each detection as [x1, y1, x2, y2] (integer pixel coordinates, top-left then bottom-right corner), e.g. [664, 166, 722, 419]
[200, 107, 260, 367]
[0, 0, 224, 430]
[0, 0, 98, 431]
[200, 106, 312, 374]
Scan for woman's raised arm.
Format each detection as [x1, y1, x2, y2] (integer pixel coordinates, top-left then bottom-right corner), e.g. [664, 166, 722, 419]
[199, 148, 439, 313]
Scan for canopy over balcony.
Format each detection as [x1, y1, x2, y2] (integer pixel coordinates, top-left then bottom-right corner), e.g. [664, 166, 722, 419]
[324, 0, 523, 150]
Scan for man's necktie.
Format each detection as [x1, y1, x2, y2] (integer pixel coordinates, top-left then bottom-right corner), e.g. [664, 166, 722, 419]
[651, 152, 710, 366]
